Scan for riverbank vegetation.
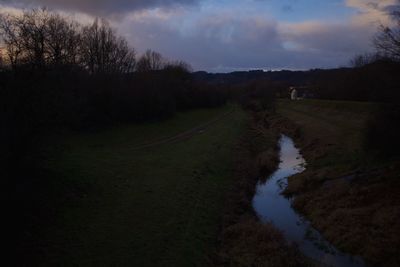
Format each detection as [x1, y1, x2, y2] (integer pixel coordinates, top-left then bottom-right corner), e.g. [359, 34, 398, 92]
[270, 99, 400, 267]
[248, 15, 400, 264]
[214, 102, 312, 267]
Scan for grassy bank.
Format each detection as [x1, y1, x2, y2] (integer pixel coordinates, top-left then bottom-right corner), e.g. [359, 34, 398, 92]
[17, 104, 247, 266]
[273, 99, 400, 267]
[214, 109, 311, 267]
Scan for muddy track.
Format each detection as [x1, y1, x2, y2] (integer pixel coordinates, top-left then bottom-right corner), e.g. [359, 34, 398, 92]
[130, 109, 234, 150]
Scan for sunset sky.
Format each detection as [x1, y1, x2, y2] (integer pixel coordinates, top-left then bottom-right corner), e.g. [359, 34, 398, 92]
[1, 0, 398, 71]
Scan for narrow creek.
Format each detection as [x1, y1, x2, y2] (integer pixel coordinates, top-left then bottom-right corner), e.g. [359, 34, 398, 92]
[252, 135, 365, 267]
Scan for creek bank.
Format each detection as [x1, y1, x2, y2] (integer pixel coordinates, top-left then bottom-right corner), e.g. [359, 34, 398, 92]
[263, 108, 400, 267]
[213, 110, 312, 267]
[253, 134, 365, 267]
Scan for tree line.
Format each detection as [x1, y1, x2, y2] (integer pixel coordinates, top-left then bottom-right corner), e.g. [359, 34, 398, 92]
[0, 9, 135, 72]
[0, 9, 228, 173]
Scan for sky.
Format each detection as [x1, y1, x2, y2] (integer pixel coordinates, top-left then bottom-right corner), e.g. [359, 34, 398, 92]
[0, 0, 398, 72]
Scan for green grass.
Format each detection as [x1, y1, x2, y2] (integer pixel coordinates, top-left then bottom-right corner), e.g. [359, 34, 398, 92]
[31, 104, 247, 266]
[277, 99, 381, 168]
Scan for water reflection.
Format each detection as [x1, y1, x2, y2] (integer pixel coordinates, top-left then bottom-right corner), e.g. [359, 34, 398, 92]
[252, 135, 365, 267]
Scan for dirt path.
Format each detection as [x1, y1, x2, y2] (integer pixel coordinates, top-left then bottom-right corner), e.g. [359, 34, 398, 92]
[130, 109, 234, 150]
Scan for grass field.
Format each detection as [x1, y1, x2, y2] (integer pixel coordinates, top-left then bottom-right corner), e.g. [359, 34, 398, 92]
[20, 104, 247, 266]
[277, 99, 379, 167]
[275, 99, 400, 266]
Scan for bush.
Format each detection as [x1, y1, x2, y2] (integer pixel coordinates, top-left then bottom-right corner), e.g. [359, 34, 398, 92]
[364, 104, 400, 158]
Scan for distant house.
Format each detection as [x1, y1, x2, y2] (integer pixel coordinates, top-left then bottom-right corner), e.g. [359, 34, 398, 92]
[289, 86, 314, 100]
[290, 87, 298, 100]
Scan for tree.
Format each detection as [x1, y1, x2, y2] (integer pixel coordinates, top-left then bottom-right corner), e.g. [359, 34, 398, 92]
[136, 49, 166, 72]
[46, 13, 81, 66]
[0, 12, 26, 67]
[349, 53, 382, 67]
[374, 10, 400, 61]
[0, 9, 82, 69]
[81, 19, 136, 74]
[0, 10, 135, 73]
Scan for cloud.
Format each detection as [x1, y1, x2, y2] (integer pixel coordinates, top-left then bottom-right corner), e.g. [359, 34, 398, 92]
[279, 20, 375, 69]
[120, 0, 399, 71]
[346, 0, 399, 26]
[119, 9, 372, 72]
[0, 0, 201, 16]
[118, 11, 286, 70]
[274, 1, 398, 69]
[1, 0, 399, 71]
[0, 4, 24, 16]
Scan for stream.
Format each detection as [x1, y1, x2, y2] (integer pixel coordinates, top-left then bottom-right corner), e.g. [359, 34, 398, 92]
[252, 135, 365, 267]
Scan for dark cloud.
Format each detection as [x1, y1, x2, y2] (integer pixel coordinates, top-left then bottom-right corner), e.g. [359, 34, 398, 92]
[118, 14, 285, 71]
[1, 0, 200, 15]
[119, 13, 373, 72]
[1, 0, 389, 71]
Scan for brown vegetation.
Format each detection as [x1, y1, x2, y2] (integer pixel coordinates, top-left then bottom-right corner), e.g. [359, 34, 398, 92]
[213, 107, 312, 267]
[266, 100, 400, 267]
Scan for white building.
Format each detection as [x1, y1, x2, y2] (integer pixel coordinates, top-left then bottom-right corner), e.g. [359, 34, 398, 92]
[290, 87, 298, 100]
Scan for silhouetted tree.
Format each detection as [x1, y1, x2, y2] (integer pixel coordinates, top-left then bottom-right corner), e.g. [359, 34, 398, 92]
[81, 19, 136, 74]
[164, 60, 192, 72]
[0, 11, 29, 67]
[349, 53, 381, 68]
[136, 50, 165, 72]
[0, 9, 80, 69]
[46, 13, 81, 66]
[374, 9, 400, 61]
[0, 10, 136, 72]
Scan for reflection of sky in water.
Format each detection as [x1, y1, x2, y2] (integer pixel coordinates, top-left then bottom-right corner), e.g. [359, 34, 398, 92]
[253, 135, 365, 267]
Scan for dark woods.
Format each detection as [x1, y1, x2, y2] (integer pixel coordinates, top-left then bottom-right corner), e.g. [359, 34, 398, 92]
[0, 9, 228, 173]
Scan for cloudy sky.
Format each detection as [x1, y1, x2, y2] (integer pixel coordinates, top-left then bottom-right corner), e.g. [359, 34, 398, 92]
[0, 0, 398, 72]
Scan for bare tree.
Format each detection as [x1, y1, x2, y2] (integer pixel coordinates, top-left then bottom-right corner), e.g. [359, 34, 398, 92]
[0, 9, 80, 68]
[349, 53, 381, 67]
[0, 10, 135, 72]
[374, 10, 400, 61]
[81, 19, 135, 74]
[164, 60, 192, 72]
[17, 9, 50, 68]
[136, 49, 166, 72]
[46, 13, 81, 66]
[0, 46, 4, 69]
[0, 13, 24, 67]
[113, 37, 136, 73]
